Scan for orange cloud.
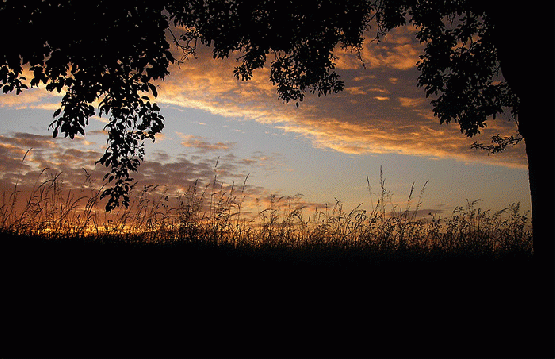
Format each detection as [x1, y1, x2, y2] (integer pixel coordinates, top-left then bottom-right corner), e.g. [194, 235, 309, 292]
[153, 36, 527, 169]
[334, 26, 423, 71]
[0, 88, 60, 110]
[0, 24, 527, 171]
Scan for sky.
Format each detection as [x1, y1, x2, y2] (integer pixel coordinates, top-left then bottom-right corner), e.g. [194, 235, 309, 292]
[0, 24, 531, 221]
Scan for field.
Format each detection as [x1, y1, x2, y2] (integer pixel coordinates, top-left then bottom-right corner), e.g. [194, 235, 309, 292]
[1, 170, 552, 357]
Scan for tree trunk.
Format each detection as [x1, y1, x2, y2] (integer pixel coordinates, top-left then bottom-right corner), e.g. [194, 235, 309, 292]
[483, 2, 554, 263]
[518, 99, 554, 266]
[484, 3, 554, 354]
[515, 89, 554, 357]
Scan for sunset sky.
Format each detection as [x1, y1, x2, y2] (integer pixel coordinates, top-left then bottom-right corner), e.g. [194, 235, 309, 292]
[0, 24, 531, 219]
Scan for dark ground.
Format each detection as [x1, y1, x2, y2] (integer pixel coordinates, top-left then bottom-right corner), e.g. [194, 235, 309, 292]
[1, 233, 553, 357]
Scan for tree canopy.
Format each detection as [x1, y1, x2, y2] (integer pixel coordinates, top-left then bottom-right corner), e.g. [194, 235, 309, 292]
[0, 0, 542, 211]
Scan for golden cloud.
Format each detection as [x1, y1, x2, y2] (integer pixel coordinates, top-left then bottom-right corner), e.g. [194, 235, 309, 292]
[152, 32, 527, 169]
[0, 88, 58, 109]
[0, 24, 528, 171]
[398, 96, 426, 108]
[334, 26, 423, 71]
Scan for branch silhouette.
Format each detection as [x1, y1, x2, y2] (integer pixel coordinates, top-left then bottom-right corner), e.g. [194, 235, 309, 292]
[0, 1, 552, 265]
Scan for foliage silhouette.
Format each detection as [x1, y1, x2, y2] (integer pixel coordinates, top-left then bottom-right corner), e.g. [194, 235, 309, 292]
[0, 1, 552, 263]
[1, 2, 171, 210]
[372, 1, 554, 265]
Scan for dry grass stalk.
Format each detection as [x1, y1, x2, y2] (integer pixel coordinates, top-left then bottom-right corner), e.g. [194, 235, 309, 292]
[0, 164, 532, 258]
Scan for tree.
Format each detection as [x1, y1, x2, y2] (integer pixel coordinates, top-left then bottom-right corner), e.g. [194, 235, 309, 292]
[1, 1, 552, 262]
[372, 0, 554, 269]
[1, 1, 171, 210]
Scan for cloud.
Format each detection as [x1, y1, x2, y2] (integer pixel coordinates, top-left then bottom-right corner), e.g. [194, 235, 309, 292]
[398, 97, 427, 108]
[0, 82, 63, 111]
[345, 86, 368, 95]
[0, 132, 58, 150]
[0, 131, 291, 213]
[334, 26, 423, 71]
[177, 133, 236, 154]
[0, 24, 528, 171]
[150, 27, 527, 169]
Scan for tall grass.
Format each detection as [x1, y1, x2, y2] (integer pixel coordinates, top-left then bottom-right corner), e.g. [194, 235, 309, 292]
[0, 165, 532, 259]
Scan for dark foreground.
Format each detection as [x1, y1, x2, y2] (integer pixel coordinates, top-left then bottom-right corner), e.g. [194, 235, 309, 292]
[1, 233, 553, 357]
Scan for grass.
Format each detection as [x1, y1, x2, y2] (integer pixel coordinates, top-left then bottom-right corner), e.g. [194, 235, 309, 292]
[0, 165, 533, 262]
[2, 166, 548, 357]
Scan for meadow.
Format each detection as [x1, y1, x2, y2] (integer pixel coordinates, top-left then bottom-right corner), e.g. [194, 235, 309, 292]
[1, 168, 549, 357]
[0, 166, 533, 259]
